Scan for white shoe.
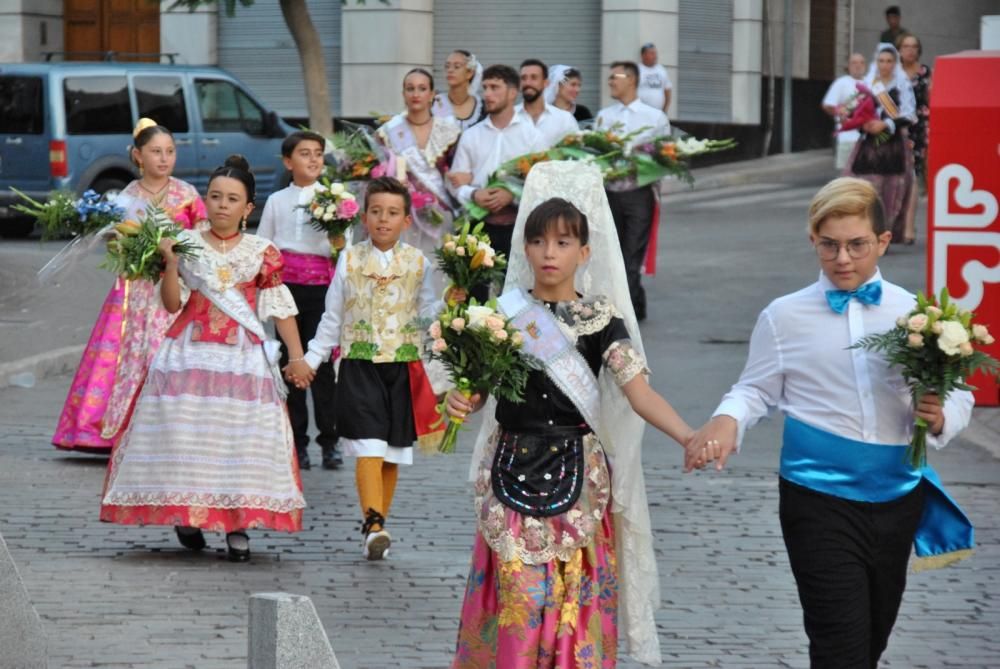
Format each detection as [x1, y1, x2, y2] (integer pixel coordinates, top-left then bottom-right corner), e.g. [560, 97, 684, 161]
[364, 529, 391, 561]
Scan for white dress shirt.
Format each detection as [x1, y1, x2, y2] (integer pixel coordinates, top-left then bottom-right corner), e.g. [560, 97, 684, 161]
[256, 183, 332, 256]
[515, 102, 580, 149]
[448, 113, 546, 205]
[595, 98, 671, 146]
[638, 63, 672, 111]
[714, 269, 973, 450]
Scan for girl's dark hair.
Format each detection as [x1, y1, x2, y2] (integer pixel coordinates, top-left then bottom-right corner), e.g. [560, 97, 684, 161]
[365, 176, 411, 213]
[404, 67, 435, 91]
[130, 124, 173, 167]
[524, 198, 589, 245]
[564, 67, 582, 80]
[281, 130, 326, 158]
[209, 154, 256, 202]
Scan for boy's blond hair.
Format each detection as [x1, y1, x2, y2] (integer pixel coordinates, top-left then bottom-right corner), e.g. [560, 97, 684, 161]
[808, 177, 886, 236]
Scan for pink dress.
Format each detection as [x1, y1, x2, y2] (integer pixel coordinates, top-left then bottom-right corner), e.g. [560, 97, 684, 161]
[52, 177, 206, 452]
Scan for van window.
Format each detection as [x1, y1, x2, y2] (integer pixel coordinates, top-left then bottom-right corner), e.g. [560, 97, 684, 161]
[64, 76, 132, 135]
[195, 79, 265, 136]
[134, 76, 189, 133]
[0, 76, 44, 134]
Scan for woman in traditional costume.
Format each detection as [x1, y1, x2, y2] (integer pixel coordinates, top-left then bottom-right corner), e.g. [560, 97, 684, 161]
[100, 155, 308, 562]
[52, 118, 206, 452]
[432, 49, 486, 131]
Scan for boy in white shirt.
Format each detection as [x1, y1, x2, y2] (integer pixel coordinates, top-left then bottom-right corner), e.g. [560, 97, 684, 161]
[688, 177, 974, 668]
[258, 131, 341, 470]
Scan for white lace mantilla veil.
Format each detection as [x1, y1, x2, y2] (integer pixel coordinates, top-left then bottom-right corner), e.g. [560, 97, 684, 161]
[468, 160, 663, 665]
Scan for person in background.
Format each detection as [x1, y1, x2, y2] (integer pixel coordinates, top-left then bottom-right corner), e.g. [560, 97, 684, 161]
[822, 53, 867, 170]
[514, 58, 580, 148]
[897, 32, 931, 194]
[880, 6, 907, 45]
[432, 49, 486, 131]
[637, 42, 673, 116]
[545, 65, 593, 122]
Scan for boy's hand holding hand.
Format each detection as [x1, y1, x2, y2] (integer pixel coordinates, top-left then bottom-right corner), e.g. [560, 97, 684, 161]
[915, 393, 945, 435]
[283, 360, 315, 389]
[684, 415, 738, 472]
[446, 390, 482, 420]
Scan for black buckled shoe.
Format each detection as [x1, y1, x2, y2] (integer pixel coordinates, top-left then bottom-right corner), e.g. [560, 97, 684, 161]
[226, 531, 251, 562]
[175, 526, 206, 551]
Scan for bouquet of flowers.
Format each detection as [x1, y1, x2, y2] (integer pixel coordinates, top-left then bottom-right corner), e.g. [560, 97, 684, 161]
[410, 190, 446, 228]
[435, 218, 507, 298]
[325, 124, 384, 182]
[839, 82, 879, 132]
[853, 288, 998, 467]
[100, 206, 197, 281]
[300, 177, 360, 260]
[11, 188, 125, 240]
[626, 136, 739, 187]
[427, 299, 536, 453]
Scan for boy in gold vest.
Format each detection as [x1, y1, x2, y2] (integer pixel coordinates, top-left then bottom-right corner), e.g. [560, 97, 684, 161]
[301, 177, 447, 560]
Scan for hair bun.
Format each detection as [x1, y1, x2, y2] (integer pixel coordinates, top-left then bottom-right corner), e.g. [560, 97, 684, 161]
[224, 154, 250, 172]
[133, 117, 157, 139]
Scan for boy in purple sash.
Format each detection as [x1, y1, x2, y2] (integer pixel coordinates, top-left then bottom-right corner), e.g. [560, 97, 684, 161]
[689, 177, 974, 668]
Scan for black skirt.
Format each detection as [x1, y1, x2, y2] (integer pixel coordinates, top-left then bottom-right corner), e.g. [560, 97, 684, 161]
[336, 359, 416, 448]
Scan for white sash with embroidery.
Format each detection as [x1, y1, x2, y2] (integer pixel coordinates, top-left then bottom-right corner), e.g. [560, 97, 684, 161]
[179, 264, 287, 399]
[497, 289, 602, 434]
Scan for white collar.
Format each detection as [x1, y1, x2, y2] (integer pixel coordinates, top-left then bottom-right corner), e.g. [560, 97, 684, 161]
[484, 113, 526, 131]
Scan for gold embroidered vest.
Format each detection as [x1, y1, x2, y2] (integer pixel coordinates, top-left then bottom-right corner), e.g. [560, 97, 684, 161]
[341, 241, 425, 363]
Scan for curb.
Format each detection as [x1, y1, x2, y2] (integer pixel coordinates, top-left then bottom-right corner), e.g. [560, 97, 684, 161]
[0, 345, 84, 391]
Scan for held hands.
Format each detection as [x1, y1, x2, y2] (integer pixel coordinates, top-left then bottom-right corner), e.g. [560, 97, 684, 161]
[915, 393, 945, 435]
[684, 415, 738, 472]
[447, 171, 473, 188]
[446, 389, 483, 420]
[283, 359, 315, 390]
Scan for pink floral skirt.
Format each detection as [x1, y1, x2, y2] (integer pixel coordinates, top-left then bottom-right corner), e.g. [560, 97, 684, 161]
[452, 513, 619, 669]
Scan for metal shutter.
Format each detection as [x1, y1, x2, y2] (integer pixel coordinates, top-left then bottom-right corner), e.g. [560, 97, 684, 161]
[432, 0, 602, 113]
[216, 1, 341, 118]
[678, 0, 733, 122]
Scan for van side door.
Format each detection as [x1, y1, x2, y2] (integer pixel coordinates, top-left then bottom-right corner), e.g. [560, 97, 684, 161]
[131, 74, 199, 189]
[192, 77, 282, 208]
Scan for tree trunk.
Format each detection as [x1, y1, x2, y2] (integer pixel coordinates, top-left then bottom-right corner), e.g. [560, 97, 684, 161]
[279, 0, 333, 136]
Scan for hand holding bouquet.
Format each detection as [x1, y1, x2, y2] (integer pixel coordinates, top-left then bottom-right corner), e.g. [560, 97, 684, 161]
[300, 177, 360, 260]
[427, 299, 536, 453]
[12, 188, 124, 240]
[853, 288, 998, 467]
[435, 219, 507, 299]
[100, 206, 197, 281]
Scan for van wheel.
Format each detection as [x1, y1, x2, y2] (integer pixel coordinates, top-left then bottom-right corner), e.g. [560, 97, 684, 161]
[0, 216, 35, 239]
[91, 176, 129, 200]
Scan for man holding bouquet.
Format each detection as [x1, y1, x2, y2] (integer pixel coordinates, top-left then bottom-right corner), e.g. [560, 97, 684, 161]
[687, 178, 975, 668]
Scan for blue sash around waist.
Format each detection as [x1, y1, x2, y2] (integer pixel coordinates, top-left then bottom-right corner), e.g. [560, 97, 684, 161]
[781, 416, 974, 568]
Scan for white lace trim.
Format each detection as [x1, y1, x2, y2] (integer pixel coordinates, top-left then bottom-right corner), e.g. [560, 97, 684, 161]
[181, 231, 272, 294]
[257, 285, 297, 321]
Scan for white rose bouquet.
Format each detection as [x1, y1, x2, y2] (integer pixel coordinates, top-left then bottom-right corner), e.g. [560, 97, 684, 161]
[853, 288, 998, 467]
[426, 298, 537, 453]
[435, 218, 507, 302]
[298, 177, 360, 261]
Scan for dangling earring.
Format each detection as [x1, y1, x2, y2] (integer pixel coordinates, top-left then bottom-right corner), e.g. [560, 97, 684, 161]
[241, 216, 247, 232]
[138, 164, 144, 177]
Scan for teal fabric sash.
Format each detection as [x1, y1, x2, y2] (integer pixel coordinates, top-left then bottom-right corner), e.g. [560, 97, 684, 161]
[781, 416, 974, 566]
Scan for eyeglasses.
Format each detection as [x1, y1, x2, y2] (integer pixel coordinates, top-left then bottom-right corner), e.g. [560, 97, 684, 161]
[608, 73, 629, 81]
[815, 238, 877, 260]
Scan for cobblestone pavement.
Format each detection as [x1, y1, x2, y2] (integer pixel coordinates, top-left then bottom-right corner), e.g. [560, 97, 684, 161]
[1, 174, 997, 668]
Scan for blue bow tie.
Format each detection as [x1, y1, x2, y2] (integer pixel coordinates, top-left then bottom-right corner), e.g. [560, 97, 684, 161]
[825, 281, 882, 314]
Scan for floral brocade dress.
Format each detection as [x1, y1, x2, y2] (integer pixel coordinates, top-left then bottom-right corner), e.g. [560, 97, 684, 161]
[907, 63, 932, 188]
[52, 177, 206, 452]
[100, 232, 305, 532]
[453, 297, 648, 669]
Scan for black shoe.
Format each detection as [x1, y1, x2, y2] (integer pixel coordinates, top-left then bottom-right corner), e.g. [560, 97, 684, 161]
[226, 531, 251, 562]
[321, 446, 343, 470]
[297, 449, 311, 470]
[175, 526, 206, 551]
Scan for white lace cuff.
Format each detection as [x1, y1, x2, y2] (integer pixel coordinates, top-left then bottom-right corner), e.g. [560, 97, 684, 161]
[257, 284, 298, 321]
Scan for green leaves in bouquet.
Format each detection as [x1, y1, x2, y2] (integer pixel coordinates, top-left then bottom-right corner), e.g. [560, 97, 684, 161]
[100, 207, 197, 281]
[10, 188, 79, 241]
[435, 217, 508, 294]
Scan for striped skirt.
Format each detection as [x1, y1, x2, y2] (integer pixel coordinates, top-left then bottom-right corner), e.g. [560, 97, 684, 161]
[100, 323, 305, 532]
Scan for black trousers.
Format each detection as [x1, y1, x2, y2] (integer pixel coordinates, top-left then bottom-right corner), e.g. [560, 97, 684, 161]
[779, 478, 926, 669]
[280, 282, 338, 453]
[606, 186, 656, 314]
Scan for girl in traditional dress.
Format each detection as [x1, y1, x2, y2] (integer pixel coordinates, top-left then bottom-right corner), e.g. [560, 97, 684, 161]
[376, 68, 461, 274]
[100, 155, 309, 562]
[52, 118, 206, 453]
[432, 49, 486, 131]
[843, 43, 916, 246]
[446, 162, 693, 667]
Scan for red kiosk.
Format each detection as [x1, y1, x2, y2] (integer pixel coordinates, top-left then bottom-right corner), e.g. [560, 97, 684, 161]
[927, 51, 1000, 405]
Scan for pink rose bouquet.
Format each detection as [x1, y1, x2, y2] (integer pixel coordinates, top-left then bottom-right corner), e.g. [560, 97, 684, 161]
[299, 177, 361, 261]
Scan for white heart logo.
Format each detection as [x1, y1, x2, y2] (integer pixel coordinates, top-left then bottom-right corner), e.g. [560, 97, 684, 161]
[934, 163, 998, 229]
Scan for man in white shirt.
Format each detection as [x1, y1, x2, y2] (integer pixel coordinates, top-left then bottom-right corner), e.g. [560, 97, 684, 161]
[514, 58, 580, 149]
[687, 178, 974, 669]
[448, 63, 545, 264]
[822, 53, 867, 168]
[595, 60, 670, 319]
[637, 42, 673, 114]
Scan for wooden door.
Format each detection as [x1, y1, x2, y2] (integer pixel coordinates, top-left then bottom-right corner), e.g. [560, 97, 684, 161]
[63, 0, 160, 61]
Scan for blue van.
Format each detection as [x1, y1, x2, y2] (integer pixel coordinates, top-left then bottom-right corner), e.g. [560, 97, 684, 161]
[0, 61, 296, 237]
